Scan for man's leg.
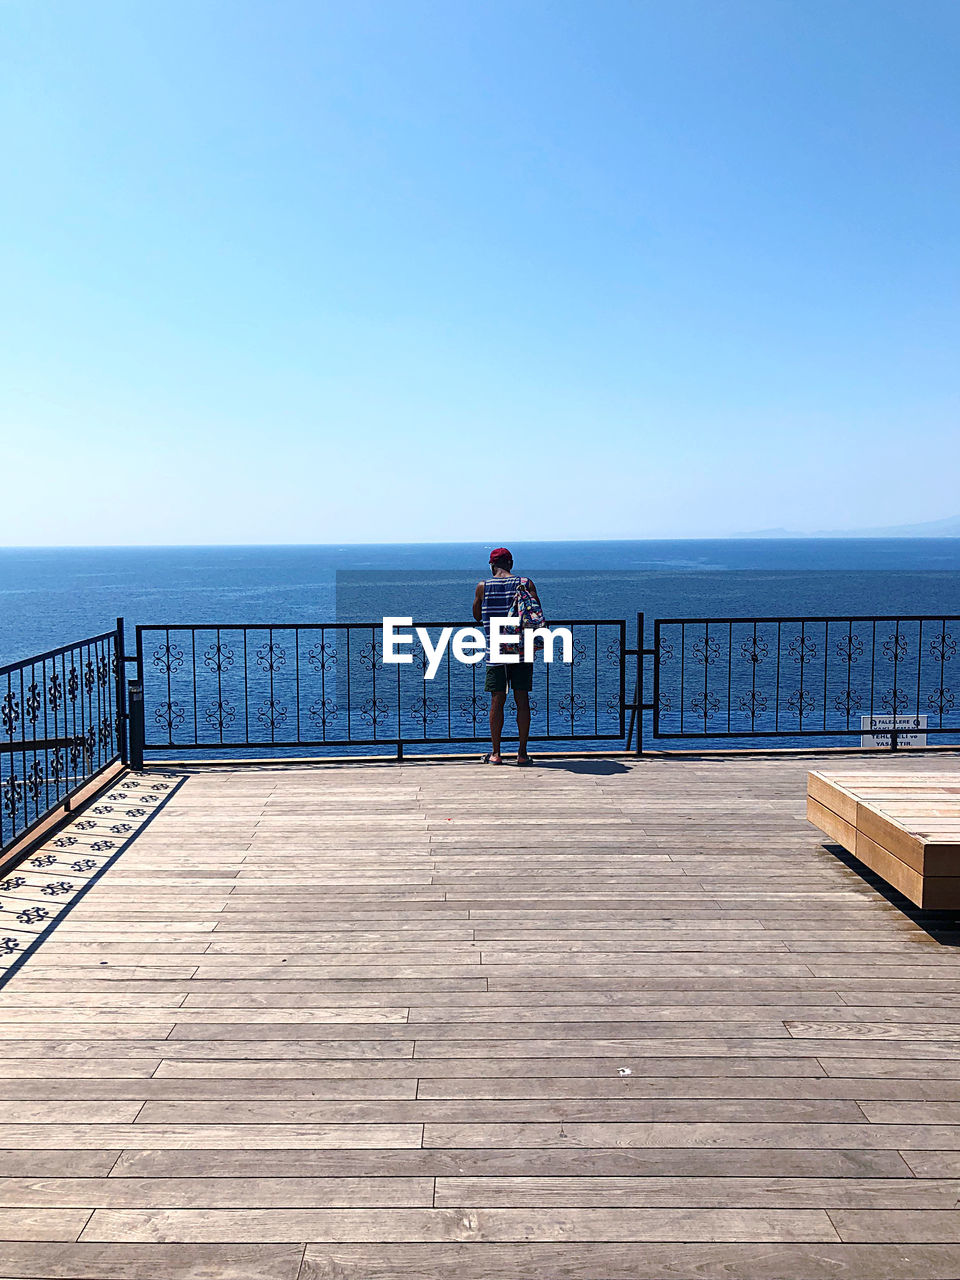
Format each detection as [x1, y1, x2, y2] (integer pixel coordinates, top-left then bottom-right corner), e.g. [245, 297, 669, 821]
[489, 691, 506, 760]
[514, 689, 531, 760]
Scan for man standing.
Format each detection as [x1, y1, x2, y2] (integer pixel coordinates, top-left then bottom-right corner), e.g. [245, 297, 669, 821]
[472, 547, 540, 765]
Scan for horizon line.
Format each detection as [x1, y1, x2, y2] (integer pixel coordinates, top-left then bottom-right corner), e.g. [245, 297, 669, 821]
[3, 534, 960, 551]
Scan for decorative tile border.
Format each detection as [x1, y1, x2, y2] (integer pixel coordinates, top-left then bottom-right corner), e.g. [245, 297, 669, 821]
[0, 771, 184, 989]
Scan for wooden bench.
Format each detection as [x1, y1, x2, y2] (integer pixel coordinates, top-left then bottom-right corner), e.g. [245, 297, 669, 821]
[807, 771, 960, 909]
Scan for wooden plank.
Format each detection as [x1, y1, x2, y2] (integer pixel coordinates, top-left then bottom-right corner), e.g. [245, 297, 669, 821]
[0, 1123, 424, 1149]
[132, 1097, 864, 1124]
[110, 1147, 912, 1179]
[807, 772, 858, 824]
[857, 803, 928, 871]
[851, 831, 925, 904]
[79, 1205, 839, 1243]
[417, 1121, 960, 1150]
[0, 1151, 121, 1177]
[294, 1242, 960, 1279]
[0, 1176, 435, 1208]
[432, 1175, 960, 1209]
[806, 796, 856, 851]
[0, 1208, 92, 1240]
[0, 1242, 303, 1279]
[831, 1211, 960, 1242]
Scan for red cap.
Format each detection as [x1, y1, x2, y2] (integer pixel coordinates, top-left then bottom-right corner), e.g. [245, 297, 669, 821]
[489, 547, 512, 563]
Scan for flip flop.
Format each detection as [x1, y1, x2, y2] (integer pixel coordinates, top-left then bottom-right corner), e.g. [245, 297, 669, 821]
[516, 754, 533, 766]
[482, 753, 503, 765]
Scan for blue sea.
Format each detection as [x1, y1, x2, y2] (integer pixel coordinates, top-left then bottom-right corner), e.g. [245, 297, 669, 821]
[2, 541, 959, 763]
[3, 539, 960, 664]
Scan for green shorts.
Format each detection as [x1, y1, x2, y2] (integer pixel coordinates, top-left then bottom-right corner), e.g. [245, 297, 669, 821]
[484, 663, 533, 693]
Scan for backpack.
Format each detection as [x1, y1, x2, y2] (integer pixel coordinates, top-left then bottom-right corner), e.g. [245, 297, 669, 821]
[512, 577, 545, 631]
[511, 577, 546, 655]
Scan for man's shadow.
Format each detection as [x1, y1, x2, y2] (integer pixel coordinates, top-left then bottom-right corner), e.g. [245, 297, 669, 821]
[533, 758, 631, 775]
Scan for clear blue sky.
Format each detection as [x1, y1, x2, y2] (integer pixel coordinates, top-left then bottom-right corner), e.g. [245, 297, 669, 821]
[3, 1, 958, 544]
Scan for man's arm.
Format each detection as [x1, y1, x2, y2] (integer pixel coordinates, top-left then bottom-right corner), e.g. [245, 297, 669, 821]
[472, 581, 484, 624]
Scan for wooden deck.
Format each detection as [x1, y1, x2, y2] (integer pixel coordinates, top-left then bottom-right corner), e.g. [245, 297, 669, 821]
[3, 751, 960, 1279]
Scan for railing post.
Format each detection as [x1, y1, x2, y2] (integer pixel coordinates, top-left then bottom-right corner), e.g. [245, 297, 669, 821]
[127, 680, 144, 771]
[115, 616, 129, 765]
[636, 612, 644, 755]
[625, 673, 636, 750]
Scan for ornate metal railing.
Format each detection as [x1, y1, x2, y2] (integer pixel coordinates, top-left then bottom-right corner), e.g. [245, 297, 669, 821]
[5, 613, 949, 805]
[653, 615, 960, 744]
[135, 620, 627, 758]
[1, 625, 125, 857]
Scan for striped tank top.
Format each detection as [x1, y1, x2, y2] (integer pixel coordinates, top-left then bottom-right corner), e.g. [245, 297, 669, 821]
[481, 575, 521, 665]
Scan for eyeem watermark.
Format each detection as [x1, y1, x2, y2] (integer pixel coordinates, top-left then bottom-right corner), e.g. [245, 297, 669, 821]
[382, 617, 574, 680]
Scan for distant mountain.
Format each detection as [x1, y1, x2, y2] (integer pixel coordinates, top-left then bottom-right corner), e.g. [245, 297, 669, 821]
[736, 515, 960, 539]
[735, 527, 800, 538]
